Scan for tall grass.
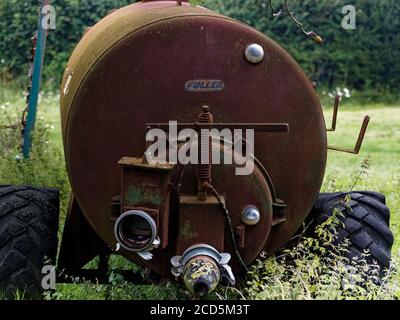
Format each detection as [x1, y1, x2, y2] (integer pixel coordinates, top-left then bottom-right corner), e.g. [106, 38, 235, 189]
[245, 208, 399, 300]
[0, 86, 399, 300]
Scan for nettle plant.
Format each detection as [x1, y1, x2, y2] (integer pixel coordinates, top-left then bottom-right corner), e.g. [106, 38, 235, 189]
[245, 206, 399, 300]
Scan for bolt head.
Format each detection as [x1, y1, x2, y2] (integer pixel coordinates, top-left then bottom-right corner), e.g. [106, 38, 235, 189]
[245, 44, 265, 64]
[241, 206, 261, 226]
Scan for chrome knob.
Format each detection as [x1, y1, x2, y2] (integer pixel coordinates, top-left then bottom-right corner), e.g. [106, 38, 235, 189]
[241, 206, 261, 225]
[245, 44, 265, 64]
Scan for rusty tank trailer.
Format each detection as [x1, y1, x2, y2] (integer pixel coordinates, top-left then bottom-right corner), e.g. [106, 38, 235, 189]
[0, 0, 393, 298]
[59, 0, 327, 290]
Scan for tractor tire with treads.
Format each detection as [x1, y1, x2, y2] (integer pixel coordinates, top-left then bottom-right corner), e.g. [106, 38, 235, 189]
[310, 191, 394, 272]
[0, 185, 59, 299]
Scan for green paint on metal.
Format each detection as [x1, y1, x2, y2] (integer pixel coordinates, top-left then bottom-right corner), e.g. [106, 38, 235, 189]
[126, 186, 142, 206]
[150, 193, 163, 206]
[126, 185, 163, 206]
[181, 220, 198, 239]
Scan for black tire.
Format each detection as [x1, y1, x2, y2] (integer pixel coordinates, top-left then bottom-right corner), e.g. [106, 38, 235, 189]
[0, 185, 59, 299]
[310, 191, 394, 272]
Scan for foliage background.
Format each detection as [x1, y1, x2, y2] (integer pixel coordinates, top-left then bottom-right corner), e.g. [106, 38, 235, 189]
[0, 0, 399, 94]
[0, 0, 399, 300]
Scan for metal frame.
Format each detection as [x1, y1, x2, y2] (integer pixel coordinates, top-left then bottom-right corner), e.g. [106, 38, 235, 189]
[22, 0, 50, 158]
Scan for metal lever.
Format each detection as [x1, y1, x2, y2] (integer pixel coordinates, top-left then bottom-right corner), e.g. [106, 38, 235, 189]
[326, 95, 340, 132]
[328, 115, 370, 154]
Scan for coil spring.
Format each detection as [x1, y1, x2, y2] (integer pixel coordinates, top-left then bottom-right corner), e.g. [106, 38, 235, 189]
[197, 106, 213, 182]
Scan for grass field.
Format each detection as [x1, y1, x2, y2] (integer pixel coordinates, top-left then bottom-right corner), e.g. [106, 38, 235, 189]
[0, 87, 399, 299]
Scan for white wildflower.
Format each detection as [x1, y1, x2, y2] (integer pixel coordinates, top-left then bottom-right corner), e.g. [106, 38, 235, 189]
[343, 88, 351, 98]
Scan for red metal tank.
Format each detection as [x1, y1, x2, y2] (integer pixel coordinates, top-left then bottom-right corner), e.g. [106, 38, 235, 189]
[60, 0, 327, 280]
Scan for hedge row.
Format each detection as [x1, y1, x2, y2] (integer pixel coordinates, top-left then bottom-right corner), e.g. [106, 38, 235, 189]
[1, 0, 399, 92]
[205, 0, 400, 91]
[0, 0, 133, 87]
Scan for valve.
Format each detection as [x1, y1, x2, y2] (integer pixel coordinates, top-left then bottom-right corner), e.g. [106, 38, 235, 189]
[171, 244, 235, 297]
[114, 210, 160, 260]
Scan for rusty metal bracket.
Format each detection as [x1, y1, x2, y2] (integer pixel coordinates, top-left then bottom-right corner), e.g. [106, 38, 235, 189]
[272, 199, 287, 226]
[116, 157, 176, 250]
[326, 95, 340, 132]
[328, 115, 370, 154]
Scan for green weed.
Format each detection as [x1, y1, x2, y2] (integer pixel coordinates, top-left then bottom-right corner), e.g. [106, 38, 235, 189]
[0, 86, 399, 300]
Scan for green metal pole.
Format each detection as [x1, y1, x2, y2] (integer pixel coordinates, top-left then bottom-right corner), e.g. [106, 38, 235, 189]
[22, 0, 50, 159]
